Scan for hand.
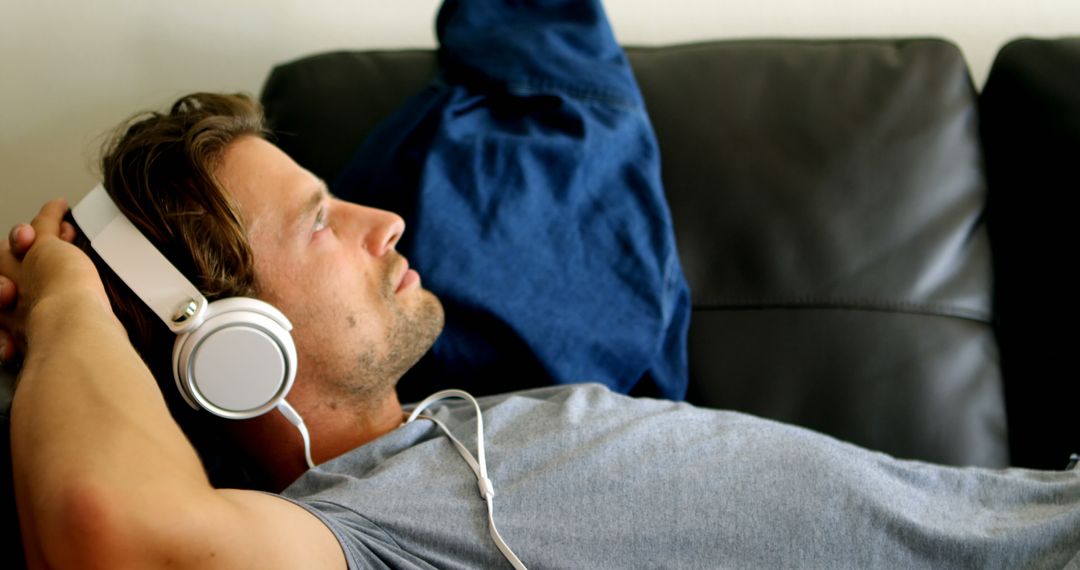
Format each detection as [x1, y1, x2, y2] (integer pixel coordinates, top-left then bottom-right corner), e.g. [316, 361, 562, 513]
[0, 200, 88, 364]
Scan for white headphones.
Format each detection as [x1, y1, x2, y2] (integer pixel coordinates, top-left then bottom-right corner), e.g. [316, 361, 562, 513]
[72, 184, 298, 420]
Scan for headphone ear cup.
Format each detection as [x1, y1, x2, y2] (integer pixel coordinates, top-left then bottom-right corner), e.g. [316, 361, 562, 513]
[172, 298, 297, 419]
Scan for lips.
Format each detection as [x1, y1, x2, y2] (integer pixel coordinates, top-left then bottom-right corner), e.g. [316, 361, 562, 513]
[394, 257, 420, 293]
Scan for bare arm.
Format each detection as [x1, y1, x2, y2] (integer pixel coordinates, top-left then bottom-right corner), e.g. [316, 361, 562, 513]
[4, 201, 344, 569]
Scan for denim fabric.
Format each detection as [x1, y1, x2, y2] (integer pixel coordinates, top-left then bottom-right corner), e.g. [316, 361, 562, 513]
[334, 0, 690, 401]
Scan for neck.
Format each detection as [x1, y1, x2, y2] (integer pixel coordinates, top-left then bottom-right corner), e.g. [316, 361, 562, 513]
[230, 387, 405, 491]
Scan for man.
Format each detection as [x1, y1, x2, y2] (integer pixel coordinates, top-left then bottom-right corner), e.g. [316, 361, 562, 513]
[2, 1, 1079, 569]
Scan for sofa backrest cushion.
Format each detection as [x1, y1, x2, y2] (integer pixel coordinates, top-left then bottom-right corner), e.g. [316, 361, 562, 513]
[629, 40, 1006, 467]
[981, 38, 1080, 470]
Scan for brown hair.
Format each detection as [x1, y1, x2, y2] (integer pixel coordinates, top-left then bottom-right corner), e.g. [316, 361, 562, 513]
[73, 92, 270, 485]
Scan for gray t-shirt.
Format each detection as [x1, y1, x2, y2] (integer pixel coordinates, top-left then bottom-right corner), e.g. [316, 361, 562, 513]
[281, 384, 1080, 569]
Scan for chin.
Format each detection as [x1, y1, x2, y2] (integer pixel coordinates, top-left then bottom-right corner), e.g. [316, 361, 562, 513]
[385, 289, 445, 379]
[415, 290, 446, 353]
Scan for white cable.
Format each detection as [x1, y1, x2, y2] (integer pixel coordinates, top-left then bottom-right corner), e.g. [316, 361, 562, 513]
[407, 389, 528, 570]
[277, 400, 315, 470]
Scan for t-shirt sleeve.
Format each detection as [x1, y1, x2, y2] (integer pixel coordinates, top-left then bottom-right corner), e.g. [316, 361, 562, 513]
[274, 493, 441, 570]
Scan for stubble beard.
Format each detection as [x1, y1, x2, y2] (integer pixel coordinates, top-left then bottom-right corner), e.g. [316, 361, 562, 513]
[334, 287, 445, 406]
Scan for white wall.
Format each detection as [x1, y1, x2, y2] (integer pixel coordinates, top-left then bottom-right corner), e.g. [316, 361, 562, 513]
[2, 0, 1078, 231]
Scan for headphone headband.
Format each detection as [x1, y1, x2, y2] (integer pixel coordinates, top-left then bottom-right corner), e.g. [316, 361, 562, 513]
[72, 184, 208, 334]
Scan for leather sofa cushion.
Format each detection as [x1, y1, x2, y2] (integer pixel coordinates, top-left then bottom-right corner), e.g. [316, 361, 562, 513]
[632, 40, 1006, 467]
[981, 38, 1080, 469]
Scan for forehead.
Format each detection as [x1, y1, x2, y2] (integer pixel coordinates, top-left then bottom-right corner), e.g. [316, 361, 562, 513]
[216, 136, 321, 237]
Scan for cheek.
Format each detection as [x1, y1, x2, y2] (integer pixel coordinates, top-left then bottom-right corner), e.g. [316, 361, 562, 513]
[254, 245, 392, 342]
[288, 264, 385, 336]
[255, 245, 336, 302]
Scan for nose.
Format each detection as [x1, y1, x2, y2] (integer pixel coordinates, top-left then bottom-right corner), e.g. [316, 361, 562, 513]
[351, 203, 405, 256]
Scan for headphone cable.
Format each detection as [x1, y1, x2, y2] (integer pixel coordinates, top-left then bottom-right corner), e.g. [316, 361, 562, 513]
[277, 400, 316, 469]
[407, 389, 528, 570]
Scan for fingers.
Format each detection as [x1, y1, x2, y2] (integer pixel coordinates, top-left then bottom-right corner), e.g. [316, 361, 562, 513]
[8, 224, 36, 259]
[0, 276, 12, 364]
[60, 221, 77, 243]
[0, 331, 10, 365]
[0, 275, 14, 309]
[0, 240, 18, 297]
[0, 200, 76, 367]
[6, 201, 74, 262]
[0, 315, 21, 367]
[29, 199, 70, 240]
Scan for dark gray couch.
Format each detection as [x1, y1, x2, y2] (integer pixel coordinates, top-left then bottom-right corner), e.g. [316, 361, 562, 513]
[3, 37, 1078, 568]
[259, 37, 1079, 472]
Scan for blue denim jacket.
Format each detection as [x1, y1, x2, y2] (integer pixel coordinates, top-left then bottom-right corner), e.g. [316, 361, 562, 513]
[334, 0, 690, 401]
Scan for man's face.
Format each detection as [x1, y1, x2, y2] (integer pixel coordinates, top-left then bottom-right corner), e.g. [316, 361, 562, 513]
[217, 136, 444, 409]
